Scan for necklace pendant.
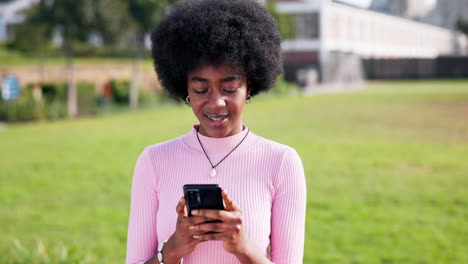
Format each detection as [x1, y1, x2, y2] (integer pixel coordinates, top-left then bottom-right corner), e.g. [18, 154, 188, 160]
[210, 168, 217, 178]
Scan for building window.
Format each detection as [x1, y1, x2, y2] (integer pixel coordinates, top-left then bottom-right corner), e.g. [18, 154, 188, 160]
[295, 13, 320, 39]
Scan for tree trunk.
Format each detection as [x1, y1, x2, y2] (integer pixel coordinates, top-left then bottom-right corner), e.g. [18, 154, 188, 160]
[129, 35, 143, 109]
[65, 43, 78, 118]
[129, 56, 141, 109]
[34, 49, 45, 103]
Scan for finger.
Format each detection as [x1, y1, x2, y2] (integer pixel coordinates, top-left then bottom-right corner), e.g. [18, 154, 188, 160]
[187, 216, 214, 225]
[193, 231, 239, 241]
[176, 197, 187, 217]
[189, 221, 238, 233]
[191, 209, 229, 220]
[189, 228, 214, 236]
[193, 233, 222, 241]
[222, 189, 241, 212]
[192, 209, 242, 225]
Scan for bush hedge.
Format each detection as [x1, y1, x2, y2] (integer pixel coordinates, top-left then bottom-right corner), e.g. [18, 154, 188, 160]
[0, 80, 161, 122]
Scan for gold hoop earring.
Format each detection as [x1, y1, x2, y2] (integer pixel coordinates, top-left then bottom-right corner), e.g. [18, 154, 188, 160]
[246, 95, 252, 104]
[186, 96, 191, 104]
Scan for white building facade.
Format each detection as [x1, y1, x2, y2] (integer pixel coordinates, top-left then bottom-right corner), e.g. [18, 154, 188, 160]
[278, 0, 468, 82]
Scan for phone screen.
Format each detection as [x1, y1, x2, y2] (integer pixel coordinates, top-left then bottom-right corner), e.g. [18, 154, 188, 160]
[183, 184, 224, 216]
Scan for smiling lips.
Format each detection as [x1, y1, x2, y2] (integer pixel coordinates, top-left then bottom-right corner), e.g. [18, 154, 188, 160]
[206, 114, 228, 122]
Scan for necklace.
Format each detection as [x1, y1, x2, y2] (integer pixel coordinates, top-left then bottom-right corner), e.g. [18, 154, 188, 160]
[196, 127, 250, 178]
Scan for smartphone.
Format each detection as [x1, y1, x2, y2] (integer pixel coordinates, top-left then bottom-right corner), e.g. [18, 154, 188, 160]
[183, 184, 225, 216]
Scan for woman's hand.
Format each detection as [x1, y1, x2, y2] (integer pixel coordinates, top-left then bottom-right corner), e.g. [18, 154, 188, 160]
[163, 197, 213, 262]
[189, 189, 249, 255]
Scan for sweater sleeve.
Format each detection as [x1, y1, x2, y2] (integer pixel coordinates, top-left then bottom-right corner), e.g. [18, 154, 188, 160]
[126, 148, 159, 264]
[270, 148, 307, 264]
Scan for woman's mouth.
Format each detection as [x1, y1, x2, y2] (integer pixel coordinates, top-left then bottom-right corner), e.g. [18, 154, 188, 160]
[208, 116, 226, 121]
[205, 114, 228, 125]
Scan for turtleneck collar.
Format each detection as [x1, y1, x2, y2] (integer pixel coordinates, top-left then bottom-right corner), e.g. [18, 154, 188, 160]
[181, 125, 258, 155]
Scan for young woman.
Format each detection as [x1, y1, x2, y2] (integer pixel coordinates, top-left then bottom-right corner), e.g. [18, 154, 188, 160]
[126, 0, 306, 263]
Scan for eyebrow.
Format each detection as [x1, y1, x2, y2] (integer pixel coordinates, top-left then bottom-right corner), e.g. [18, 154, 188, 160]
[222, 76, 240, 82]
[190, 76, 240, 83]
[191, 77, 208, 82]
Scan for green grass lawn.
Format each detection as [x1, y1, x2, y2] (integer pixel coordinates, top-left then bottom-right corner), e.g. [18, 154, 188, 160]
[0, 48, 153, 67]
[1, 80, 467, 263]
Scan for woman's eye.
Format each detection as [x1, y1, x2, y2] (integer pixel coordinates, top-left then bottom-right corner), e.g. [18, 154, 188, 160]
[223, 88, 237, 94]
[194, 89, 208, 94]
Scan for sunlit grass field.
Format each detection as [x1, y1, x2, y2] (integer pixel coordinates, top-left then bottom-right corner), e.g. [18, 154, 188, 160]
[1, 80, 467, 263]
[0, 48, 154, 67]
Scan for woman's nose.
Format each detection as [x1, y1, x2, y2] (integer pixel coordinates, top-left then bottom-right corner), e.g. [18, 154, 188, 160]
[208, 91, 226, 107]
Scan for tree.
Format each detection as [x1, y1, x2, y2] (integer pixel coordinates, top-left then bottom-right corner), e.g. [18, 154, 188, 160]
[126, 0, 179, 109]
[18, 0, 177, 114]
[456, 17, 468, 37]
[20, 0, 128, 118]
[11, 4, 51, 83]
[266, 0, 296, 40]
[19, 0, 96, 117]
[92, 0, 132, 47]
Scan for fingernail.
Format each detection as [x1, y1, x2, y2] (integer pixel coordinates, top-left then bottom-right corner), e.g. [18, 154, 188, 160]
[189, 225, 195, 230]
[192, 210, 198, 215]
[193, 235, 202, 239]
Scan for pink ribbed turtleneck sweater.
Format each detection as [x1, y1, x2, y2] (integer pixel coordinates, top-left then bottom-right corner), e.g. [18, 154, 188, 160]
[126, 126, 306, 264]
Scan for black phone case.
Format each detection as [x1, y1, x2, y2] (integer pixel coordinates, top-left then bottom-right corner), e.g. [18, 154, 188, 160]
[183, 184, 224, 216]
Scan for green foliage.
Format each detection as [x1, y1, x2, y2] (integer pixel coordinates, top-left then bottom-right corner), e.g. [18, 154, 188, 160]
[128, 0, 180, 37]
[154, 89, 176, 105]
[109, 80, 130, 105]
[43, 100, 67, 120]
[13, 0, 99, 58]
[128, 0, 163, 33]
[0, 45, 27, 63]
[269, 74, 300, 96]
[40, 83, 67, 103]
[4, 0, 182, 63]
[266, 0, 296, 40]
[139, 89, 158, 106]
[456, 17, 468, 36]
[107, 79, 158, 106]
[7, 2, 51, 56]
[0, 86, 42, 122]
[77, 82, 98, 116]
[36, 83, 68, 120]
[0, 82, 98, 122]
[91, 0, 133, 46]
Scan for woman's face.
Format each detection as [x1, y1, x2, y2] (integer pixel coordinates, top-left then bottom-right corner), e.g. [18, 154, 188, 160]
[187, 64, 250, 138]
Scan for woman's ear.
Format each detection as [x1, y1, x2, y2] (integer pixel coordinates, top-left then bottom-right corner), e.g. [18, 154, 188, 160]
[247, 81, 253, 96]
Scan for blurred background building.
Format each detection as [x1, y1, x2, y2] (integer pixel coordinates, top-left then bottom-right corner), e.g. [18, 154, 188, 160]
[278, 0, 468, 86]
[420, 0, 468, 29]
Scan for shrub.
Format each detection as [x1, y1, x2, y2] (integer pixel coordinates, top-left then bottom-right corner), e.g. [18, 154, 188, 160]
[0, 81, 98, 122]
[43, 100, 67, 120]
[270, 74, 300, 96]
[108, 79, 159, 106]
[139, 89, 158, 106]
[77, 82, 98, 116]
[108, 80, 129, 105]
[40, 83, 67, 103]
[0, 86, 41, 122]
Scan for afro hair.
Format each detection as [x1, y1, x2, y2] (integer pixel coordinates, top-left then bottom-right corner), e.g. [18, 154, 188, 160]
[151, 0, 283, 100]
